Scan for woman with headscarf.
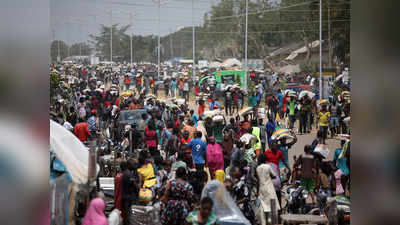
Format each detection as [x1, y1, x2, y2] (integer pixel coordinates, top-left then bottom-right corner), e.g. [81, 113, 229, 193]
[82, 198, 109, 225]
[206, 136, 224, 178]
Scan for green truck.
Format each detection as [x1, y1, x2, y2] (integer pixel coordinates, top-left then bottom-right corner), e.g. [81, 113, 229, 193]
[199, 70, 246, 89]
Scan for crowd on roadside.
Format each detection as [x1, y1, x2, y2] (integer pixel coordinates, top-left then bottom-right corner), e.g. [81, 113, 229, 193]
[50, 62, 350, 225]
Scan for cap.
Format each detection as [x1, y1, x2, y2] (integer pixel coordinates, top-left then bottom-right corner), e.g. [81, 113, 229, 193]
[91, 109, 97, 115]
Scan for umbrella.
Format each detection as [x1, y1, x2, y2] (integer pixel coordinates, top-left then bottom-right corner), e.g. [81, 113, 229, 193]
[203, 110, 221, 118]
[221, 84, 233, 92]
[146, 94, 156, 99]
[341, 91, 350, 96]
[175, 98, 186, 106]
[299, 90, 315, 99]
[313, 144, 330, 159]
[284, 89, 296, 97]
[120, 91, 132, 97]
[319, 99, 329, 105]
[337, 134, 350, 140]
[271, 128, 295, 141]
[240, 133, 257, 145]
[239, 107, 253, 116]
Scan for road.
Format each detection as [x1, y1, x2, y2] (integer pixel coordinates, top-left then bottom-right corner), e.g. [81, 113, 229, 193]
[120, 86, 341, 163]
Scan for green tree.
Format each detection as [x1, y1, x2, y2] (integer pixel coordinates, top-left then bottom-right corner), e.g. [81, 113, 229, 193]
[69, 42, 92, 56]
[50, 40, 69, 62]
[50, 71, 59, 102]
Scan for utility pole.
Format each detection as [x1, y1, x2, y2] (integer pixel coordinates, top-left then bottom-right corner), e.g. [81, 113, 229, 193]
[169, 29, 174, 59]
[153, 0, 169, 77]
[244, 0, 248, 90]
[319, 0, 323, 99]
[328, 0, 332, 68]
[130, 12, 133, 65]
[110, 11, 113, 62]
[157, 1, 161, 78]
[51, 28, 56, 61]
[192, 0, 195, 77]
[79, 24, 82, 57]
[106, 11, 113, 62]
[65, 22, 71, 57]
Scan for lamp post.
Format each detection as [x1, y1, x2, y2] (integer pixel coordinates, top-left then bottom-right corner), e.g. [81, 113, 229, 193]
[192, 0, 195, 78]
[152, 0, 169, 78]
[244, 0, 248, 90]
[319, 0, 323, 99]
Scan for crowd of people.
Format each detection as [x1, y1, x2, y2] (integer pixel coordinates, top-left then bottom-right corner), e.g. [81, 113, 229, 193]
[50, 62, 350, 225]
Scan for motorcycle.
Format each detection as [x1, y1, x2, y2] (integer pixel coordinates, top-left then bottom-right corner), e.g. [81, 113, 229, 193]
[281, 184, 317, 214]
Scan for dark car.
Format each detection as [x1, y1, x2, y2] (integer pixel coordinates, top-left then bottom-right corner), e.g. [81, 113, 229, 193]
[119, 109, 149, 126]
[113, 109, 150, 142]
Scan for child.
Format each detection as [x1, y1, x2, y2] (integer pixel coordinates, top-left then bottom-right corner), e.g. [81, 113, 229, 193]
[318, 104, 330, 143]
[296, 145, 317, 204]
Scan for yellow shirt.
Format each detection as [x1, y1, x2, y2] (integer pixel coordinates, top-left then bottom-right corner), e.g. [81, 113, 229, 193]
[318, 111, 331, 127]
[138, 163, 156, 188]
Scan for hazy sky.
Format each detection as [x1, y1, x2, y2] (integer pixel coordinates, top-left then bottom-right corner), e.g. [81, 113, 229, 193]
[51, 0, 220, 45]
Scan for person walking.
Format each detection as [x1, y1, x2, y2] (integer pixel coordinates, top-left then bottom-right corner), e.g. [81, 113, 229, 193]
[185, 197, 219, 225]
[160, 167, 195, 225]
[187, 131, 207, 172]
[256, 154, 280, 225]
[82, 198, 109, 225]
[206, 136, 224, 179]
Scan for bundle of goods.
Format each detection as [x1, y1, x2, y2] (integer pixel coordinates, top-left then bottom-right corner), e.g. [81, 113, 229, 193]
[239, 107, 253, 116]
[128, 205, 161, 225]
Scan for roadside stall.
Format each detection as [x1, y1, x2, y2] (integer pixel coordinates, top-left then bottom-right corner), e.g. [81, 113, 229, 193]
[50, 120, 99, 225]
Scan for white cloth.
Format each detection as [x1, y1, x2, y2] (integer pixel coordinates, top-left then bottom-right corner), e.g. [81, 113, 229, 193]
[256, 164, 280, 212]
[63, 121, 74, 131]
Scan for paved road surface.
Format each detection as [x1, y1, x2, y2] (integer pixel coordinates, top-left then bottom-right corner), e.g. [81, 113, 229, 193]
[119, 87, 341, 163]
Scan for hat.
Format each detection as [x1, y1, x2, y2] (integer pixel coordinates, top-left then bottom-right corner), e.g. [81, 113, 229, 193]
[91, 109, 97, 115]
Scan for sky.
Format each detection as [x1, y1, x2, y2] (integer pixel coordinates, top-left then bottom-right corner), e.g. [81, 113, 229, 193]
[50, 0, 221, 45]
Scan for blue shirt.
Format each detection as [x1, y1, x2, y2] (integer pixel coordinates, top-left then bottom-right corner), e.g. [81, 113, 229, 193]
[277, 93, 283, 108]
[279, 146, 289, 168]
[334, 148, 349, 175]
[171, 80, 177, 89]
[266, 121, 276, 144]
[209, 101, 220, 110]
[163, 129, 172, 147]
[187, 138, 207, 164]
[192, 114, 199, 127]
[87, 116, 97, 132]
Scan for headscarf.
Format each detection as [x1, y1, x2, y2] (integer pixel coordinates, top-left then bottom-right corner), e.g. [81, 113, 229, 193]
[82, 198, 109, 225]
[206, 138, 224, 176]
[215, 169, 225, 184]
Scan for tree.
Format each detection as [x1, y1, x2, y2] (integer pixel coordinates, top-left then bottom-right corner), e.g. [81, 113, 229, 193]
[70, 42, 92, 56]
[89, 24, 130, 61]
[90, 24, 158, 63]
[50, 40, 69, 62]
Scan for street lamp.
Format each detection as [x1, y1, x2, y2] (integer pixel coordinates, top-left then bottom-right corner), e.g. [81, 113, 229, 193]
[192, 0, 195, 78]
[319, 0, 323, 99]
[120, 11, 136, 66]
[244, 0, 248, 90]
[152, 0, 169, 78]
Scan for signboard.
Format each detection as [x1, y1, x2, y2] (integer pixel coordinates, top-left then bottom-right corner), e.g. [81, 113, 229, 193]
[221, 74, 235, 84]
[243, 59, 264, 69]
[315, 68, 337, 76]
[90, 56, 99, 65]
[198, 60, 209, 69]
